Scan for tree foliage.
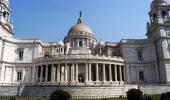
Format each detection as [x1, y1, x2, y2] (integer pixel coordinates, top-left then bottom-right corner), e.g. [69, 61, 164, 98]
[127, 88, 143, 100]
[50, 90, 71, 100]
[160, 92, 170, 100]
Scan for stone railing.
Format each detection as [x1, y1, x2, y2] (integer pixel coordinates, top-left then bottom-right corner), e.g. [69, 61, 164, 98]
[0, 81, 125, 86]
[14, 58, 32, 63]
[34, 54, 124, 62]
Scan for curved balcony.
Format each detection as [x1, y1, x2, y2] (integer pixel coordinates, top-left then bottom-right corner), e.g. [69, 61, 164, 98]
[34, 54, 124, 63]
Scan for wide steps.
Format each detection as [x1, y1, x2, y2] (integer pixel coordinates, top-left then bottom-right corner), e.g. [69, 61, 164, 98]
[1, 85, 170, 98]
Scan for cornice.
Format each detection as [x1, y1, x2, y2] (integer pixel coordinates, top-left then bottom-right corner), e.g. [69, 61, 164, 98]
[0, 60, 33, 65]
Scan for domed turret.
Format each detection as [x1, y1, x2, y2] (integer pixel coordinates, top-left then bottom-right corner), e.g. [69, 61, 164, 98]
[98, 39, 105, 46]
[151, 0, 167, 9]
[57, 40, 64, 46]
[1, 0, 9, 7]
[0, 0, 13, 37]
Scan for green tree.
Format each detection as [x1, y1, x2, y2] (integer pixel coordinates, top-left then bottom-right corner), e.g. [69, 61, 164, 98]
[50, 90, 71, 100]
[160, 92, 170, 100]
[127, 89, 143, 100]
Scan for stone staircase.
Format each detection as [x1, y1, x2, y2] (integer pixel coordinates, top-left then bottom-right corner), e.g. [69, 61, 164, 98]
[20, 85, 137, 98]
[0, 86, 19, 96]
[0, 84, 170, 98]
[139, 85, 170, 94]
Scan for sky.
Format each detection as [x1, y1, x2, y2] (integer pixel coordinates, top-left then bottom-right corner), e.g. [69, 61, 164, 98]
[9, 0, 166, 42]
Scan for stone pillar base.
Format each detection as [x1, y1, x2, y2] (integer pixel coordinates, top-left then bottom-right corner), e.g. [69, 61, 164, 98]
[111, 81, 121, 85]
[102, 81, 110, 85]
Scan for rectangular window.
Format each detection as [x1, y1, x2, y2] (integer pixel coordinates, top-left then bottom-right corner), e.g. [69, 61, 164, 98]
[137, 51, 143, 61]
[19, 50, 24, 60]
[139, 71, 144, 81]
[167, 32, 170, 37]
[17, 72, 22, 81]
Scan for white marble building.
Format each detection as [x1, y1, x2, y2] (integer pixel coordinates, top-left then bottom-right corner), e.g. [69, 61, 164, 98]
[0, 0, 170, 91]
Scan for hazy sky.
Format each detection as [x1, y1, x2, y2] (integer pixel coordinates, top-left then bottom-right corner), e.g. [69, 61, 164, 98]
[9, 0, 165, 42]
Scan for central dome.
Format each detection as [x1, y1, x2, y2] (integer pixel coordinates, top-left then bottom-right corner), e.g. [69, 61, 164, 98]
[68, 12, 93, 36]
[64, 12, 97, 49]
[68, 23, 93, 35]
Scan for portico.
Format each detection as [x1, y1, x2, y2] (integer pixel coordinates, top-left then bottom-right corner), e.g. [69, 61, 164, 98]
[35, 59, 124, 85]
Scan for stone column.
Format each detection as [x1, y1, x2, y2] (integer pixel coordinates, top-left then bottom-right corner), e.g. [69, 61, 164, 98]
[45, 65, 48, 82]
[85, 63, 88, 82]
[109, 64, 112, 81]
[51, 64, 55, 82]
[64, 63, 68, 82]
[125, 64, 130, 83]
[22, 67, 25, 83]
[40, 66, 43, 82]
[12, 67, 15, 82]
[114, 65, 117, 81]
[89, 63, 91, 81]
[154, 63, 160, 83]
[57, 64, 60, 82]
[96, 63, 99, 81]
[71, 64, 75, 82]
[84, 38, 86, 47]
[72, 39, 74, 47]
[54, 65, 57, 82]
[77, 38, 79, 47]
[75, 63, 78, 82]
[87, 38, 89, 47]
[103, 64, 106, 81]
[119, 65, 122, 82]
[35, 66, 39, 82]
[31, 65, 36, 82]
[82, 38, 85, 47]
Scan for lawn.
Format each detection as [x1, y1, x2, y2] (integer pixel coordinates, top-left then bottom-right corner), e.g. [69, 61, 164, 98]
[0, 95, 161, 100]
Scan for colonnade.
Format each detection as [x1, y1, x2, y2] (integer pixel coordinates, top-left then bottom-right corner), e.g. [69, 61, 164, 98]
[70, 37, 95, 48]
[36, 63, 124, 83]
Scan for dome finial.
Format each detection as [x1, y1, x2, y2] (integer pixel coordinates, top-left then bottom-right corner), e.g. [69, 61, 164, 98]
[80, 11, 82, 18]
[77, 11, 83, 24]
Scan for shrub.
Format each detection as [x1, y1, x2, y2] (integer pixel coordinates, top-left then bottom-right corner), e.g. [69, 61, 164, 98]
[160, 92, 170, 100]
[160, 93, 166, 100]
[127, 88, 143, 100]
[50, 90, 71, 100]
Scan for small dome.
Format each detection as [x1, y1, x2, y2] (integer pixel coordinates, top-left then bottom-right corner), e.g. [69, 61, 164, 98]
[98, 40, 105, 46]
[151, 0, 167, 9]
[57, 41, 64, 46]
[68, 23, 93, 35]
[1, 0, 9, 5]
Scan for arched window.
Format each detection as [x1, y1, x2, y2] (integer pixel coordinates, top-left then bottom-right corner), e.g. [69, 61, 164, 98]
[162, 10, 167, 18]
[3, 11, 7, 19]
[60, 48, 63, 53]
[74, 38, 77, 47]
[71, 39, 73, 47]
[79, 41, 82, 47]
[18, 49, 24, 60]
[152, 13, 157, 23]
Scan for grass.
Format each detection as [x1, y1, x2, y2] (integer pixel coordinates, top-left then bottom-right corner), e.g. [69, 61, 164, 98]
[0, 96, 49, 100]
[0, 95, 161, 100]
